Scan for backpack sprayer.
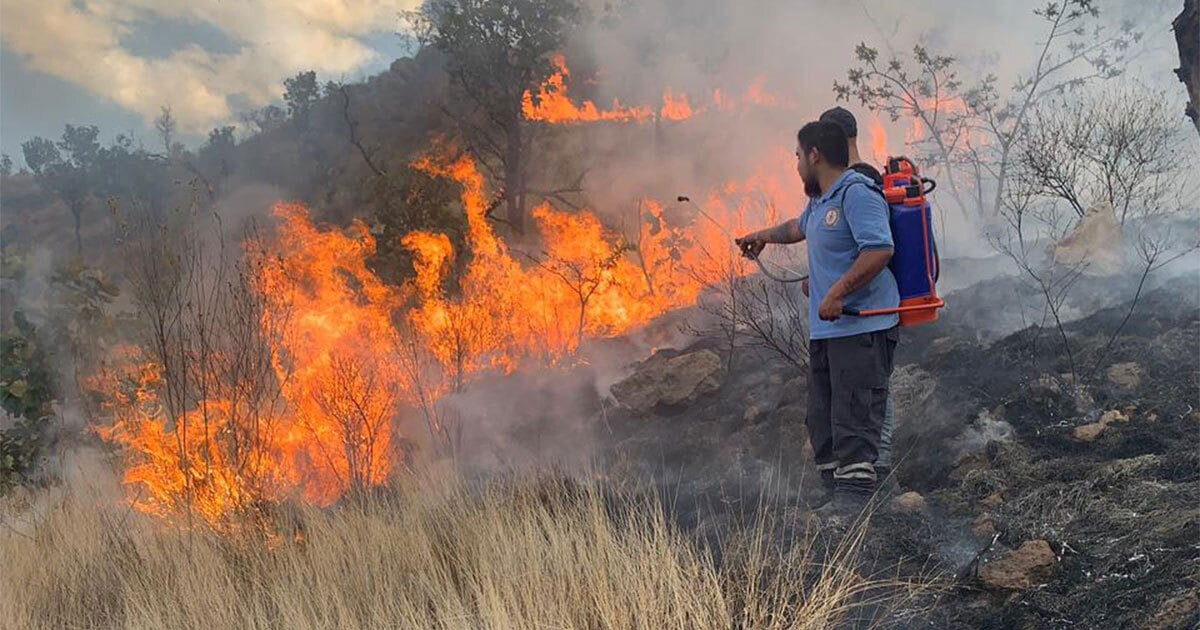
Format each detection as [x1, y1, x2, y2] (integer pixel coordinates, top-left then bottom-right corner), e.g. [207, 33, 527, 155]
[678, 156, 945, 326]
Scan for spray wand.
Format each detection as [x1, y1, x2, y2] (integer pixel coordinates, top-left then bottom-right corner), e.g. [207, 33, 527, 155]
[675, 195, 808, 283]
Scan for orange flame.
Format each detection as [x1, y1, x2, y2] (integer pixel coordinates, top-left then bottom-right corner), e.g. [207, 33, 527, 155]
[660, 89, 696, 121]
[522, 54, 653, 124]
[96, 143, 805, 525]
[869, 113, 888, 164]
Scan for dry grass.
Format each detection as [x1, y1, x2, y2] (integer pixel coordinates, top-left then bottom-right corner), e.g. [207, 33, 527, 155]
[1, 473, 926, 630]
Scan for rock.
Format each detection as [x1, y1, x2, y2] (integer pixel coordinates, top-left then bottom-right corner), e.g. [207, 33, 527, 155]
[1099, 409, 1130, 424]
[1074, 409, 1131, 441]
[892, 491, 927, 512]
[1141, 590, 1199, 630]
[981, 491, 1005, 509]
[610, 349, 723, 413]
[971, 513, 997, 538]
[979, 540, 1057, 590]
[1106, 362, 1144, 389]
[1073, 421, 1108, 442]
[1052, 200, 1124, 275]
[743, 405, 762, 424]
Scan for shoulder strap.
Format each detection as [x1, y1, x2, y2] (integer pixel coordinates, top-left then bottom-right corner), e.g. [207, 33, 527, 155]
[836, 179, 885, 206]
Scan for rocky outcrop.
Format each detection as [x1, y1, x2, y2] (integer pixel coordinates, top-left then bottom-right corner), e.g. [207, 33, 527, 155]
[610, 349, 723, 413]
[979, 540, 1058, 590]
[1106, 361, 1144, 389]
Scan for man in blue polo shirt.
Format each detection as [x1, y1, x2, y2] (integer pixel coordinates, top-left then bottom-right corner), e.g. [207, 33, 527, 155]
[736, 120, 899, 515]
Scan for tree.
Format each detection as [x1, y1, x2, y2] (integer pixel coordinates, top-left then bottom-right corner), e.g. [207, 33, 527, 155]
[1015, 87, 1186, 225]
[240, 104, 286, 135]
[988, 82, 1197, 389]
[284, 70, 320, 125]
[154, 106, 177, 158]
[406, 0, 581, 234]
[1174, 0, 1199, 135]
[0, 154, 12, 177]
[836, 0, 1141, 220]
[94, 133, 170, 217]
[22, 125, 101, 255]
[21, 136, 61, 176]
[198, 126, 238, 183]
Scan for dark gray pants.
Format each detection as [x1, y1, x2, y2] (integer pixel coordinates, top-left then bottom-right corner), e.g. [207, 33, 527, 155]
[807, 326, 898, 489]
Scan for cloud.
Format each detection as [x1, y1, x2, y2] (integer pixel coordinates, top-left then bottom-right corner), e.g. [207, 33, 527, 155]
[0, 0, 418, 134]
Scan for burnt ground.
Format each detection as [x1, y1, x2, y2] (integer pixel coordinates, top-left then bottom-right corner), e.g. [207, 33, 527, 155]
[587, 278, 1200, 629]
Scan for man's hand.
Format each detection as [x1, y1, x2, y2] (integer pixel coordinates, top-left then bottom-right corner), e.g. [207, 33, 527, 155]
[734, 231, 767, 259]
[818, 292, 843, 321]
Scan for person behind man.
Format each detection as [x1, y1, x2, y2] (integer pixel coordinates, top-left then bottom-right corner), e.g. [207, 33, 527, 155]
[735, 121, 900, 515]
[817, 106, 898, 485]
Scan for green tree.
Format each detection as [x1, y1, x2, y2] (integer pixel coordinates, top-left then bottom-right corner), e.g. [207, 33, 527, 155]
[21, 136, 61, 176]
[22, 125, 101, 255]
[406, 0, 581, 234]
[284, 70, 320, 124]
[199, 126, 238, 183]
[0, 154, 12, 177]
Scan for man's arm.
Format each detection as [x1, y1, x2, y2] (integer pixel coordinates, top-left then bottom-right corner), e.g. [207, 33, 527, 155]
[818, 249, 892, 320]
[817, 183, 895, 321]
[735, 217, 805, 258]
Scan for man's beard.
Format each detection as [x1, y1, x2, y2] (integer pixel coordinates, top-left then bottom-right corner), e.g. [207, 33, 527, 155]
[803, 173, 822, 198]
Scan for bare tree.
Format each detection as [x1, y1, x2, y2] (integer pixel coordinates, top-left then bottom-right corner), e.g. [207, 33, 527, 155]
[521, 242, 628, 356]
[307, 351, 400, 496]
[106, 198, 292, 526]
[1017, 87, 1186, 224]
[838, 0, 1142, 220]
[987, 82, 1197, 389]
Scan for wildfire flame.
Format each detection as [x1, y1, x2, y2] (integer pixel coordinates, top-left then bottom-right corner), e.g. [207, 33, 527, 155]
[660, 89, 696, 121]
[97, 106, 805, 527]
[522, 54, 653, 124]
[523, 54, 785, 124]
[869, 113, 888, 164]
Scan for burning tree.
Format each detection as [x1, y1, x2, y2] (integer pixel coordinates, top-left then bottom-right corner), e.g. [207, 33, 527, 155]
[405, 0, 582, 234]
[98, 203, 293, 525]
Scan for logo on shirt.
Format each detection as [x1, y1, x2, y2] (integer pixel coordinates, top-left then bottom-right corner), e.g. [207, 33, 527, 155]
[823, 207, 841, 227]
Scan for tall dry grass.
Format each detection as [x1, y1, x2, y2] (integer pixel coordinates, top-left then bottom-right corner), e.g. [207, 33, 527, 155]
[1, 474, 925, 629]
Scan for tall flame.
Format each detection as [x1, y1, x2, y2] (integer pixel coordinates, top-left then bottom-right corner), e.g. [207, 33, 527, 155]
[96, 143, 805, 525]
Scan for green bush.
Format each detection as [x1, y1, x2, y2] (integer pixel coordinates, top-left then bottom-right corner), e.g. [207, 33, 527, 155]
[0, 312, 56, 493]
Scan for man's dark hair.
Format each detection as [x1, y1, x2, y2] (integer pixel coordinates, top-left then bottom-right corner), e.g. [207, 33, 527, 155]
[819, 106, 858, 138]
[797, 121, 850, 168]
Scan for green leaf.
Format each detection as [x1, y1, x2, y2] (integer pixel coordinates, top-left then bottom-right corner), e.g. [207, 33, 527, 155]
[7, 380, 28, 398]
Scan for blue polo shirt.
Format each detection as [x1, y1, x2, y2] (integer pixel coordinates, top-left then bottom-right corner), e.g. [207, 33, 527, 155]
[798, 169, 900, 340]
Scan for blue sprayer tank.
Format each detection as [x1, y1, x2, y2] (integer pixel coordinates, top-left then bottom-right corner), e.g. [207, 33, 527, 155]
[881, 156, 944, 326]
